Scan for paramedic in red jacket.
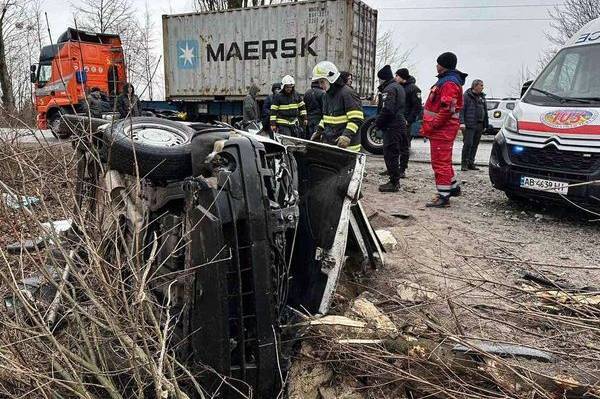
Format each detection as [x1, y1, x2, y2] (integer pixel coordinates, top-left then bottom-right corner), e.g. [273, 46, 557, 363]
[421, 52, 468, 208]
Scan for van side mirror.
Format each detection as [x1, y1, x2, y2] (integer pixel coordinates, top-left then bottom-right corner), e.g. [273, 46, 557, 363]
[30, 72, 37, 83]
[521, 80, 533, 98]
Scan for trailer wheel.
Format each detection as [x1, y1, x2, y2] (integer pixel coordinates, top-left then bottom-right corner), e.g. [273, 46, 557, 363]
[101, 117, 195, 181]
[360, 116, 383, 155]
[48, 109, 72, 139]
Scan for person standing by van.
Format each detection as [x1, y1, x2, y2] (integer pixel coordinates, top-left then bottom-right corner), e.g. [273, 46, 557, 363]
[243, 84, 261, 123]
[421, 52, 467, 208]
[460, 79, 489, 171]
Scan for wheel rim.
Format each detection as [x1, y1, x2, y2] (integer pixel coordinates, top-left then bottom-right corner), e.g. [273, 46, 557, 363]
[367, 124, 383, 147]
[125, 123, 189, 147]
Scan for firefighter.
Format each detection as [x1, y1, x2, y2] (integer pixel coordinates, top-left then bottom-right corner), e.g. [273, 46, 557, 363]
[421, 52, 468, 208]
[303, 79, 325, 140]
[376, 65, 407, 192]
[310, 61, 364, 152]
[270, 75, 306, 137]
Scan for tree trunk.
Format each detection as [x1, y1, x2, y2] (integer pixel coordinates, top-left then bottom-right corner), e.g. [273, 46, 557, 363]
[0, 7, 16, 112]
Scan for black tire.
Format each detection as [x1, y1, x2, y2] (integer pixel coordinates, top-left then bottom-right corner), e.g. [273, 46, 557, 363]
[48, 109, 72, 139]
[360, 116, 383, 155]
[101, 117, 196, 181]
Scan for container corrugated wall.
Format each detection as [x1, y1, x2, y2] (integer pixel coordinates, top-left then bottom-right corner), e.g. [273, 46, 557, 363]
[163, 0, 377, 100]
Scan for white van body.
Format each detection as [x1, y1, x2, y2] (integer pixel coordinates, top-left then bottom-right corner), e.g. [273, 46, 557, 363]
[489, 18, 600, 203]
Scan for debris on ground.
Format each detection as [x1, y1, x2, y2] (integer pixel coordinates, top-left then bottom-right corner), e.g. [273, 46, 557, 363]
[6, 237, 46, 254]
[452, 339, 554, 362]
[396, 279, 438, 302]
[375, 229, 397, 251]
[2, 193, 40, 209]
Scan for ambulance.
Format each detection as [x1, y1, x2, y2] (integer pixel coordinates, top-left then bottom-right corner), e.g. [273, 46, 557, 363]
[489, 18, 600, 205]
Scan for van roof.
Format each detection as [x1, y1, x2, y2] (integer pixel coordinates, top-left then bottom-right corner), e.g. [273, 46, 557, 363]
[565, 17, 600, 48]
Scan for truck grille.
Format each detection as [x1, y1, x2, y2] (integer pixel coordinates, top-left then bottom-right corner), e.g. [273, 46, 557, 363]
[509, 145, 600, 173]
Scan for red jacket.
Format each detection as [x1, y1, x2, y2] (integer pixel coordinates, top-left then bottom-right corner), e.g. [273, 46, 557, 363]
[421, 70, 466, 141]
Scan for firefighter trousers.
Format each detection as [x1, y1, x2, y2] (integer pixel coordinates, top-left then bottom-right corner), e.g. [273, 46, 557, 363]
[429, 138, 458, 197]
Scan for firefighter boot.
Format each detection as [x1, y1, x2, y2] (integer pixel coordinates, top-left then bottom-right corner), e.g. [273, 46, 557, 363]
[378, 180, 400, 193]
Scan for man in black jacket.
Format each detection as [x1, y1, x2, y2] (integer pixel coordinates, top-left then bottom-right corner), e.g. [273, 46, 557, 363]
[376, 65, 407, 192]
[395, 68, 422, 176]
[303, 80, 325, 140]
[460, 79, 489, 171]
[262, 83, 281, 136]
[117, 83, 141, 119]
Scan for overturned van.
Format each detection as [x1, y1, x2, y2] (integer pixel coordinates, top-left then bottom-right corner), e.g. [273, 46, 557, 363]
[489, 18, 600, 206]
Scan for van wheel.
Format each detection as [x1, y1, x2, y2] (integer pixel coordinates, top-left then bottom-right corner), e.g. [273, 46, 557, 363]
[360, 116, 383, 155]
[48, 110, 72, 139]
[101, 117, 196, 181]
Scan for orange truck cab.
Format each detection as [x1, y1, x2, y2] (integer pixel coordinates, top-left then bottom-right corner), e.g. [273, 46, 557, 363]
[31, 28, 127, 134]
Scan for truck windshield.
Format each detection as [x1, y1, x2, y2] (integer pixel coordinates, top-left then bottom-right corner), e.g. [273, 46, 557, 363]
[38, 63, 52, 84]
[524, 44, 600, 106]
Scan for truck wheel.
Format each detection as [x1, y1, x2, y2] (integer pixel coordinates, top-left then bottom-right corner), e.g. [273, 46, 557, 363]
[48, 110, 72, 139]
[101, 117, 196, 181]
[360, 116, 383, 155]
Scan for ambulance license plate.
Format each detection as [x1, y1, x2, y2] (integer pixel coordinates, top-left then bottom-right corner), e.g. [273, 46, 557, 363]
[520, 176, 569, 195]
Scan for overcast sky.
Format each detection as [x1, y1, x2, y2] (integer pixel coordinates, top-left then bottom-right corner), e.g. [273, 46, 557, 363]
[43, 0, 560, 98]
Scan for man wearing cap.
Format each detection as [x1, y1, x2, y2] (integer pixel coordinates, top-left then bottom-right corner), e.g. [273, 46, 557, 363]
[394, 68, 423, 176]
[376, 64, 407, 192]
[421, 52, 468, 207]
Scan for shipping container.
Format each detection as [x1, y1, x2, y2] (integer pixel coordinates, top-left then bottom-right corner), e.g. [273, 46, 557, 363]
[162, 0, 377, 100]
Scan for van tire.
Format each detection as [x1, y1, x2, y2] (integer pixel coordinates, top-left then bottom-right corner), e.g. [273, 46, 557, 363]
[100, 117, 196, 181]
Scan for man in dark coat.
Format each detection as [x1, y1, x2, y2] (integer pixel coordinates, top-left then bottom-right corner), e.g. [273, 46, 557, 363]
[460, 79, 489, 171]
[262, 83, 281, 136]
[395, 68, 423, 177]
[85, 87, 108, 118]
[117, 83, 141, 119]
[376, 65, 407, 192]
[303, 80, 325, 140]
[243, 84, 261, 123]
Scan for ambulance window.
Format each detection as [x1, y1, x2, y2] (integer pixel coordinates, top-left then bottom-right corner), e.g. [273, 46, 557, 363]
[38, 64, 52, 83]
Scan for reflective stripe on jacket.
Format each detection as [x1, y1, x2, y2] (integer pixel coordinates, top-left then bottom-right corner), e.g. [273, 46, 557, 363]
[421, 70, 467, 141]
[317, 79, 364, 152]
[270, 91, 306, 125]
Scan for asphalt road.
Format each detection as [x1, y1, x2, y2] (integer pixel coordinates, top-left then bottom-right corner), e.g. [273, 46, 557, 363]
[0, 128, 57, 144]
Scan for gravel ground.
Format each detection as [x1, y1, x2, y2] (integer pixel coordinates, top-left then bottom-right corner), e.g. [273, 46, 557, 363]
[359, 155, 600, 392]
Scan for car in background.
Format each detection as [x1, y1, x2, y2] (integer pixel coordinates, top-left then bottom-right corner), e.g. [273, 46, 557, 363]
[487, 98, 519, 134]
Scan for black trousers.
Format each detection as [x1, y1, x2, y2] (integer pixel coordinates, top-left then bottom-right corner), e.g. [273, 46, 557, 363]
[462, 123, 484, 167]
[278, 125, 300, 137]
[400, 126, 411, 172]
[383, 125, 407, 183]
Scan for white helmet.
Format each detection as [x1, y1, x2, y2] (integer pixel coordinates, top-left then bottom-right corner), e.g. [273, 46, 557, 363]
[281, 75, 295, 86]
[312, 61, 340, 84]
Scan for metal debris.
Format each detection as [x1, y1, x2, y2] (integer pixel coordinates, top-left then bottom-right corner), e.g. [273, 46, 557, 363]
[452, 339, 554, 363]
[2, 193, 40, 209]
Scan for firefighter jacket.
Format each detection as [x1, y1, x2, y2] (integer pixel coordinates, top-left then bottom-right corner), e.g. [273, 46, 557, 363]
[317, 78, 364, 152]
[376, 79, 407, 131]
[303, 82, 325, 126]
[421, 70, 467, 141]
[270, 90, 306, 126]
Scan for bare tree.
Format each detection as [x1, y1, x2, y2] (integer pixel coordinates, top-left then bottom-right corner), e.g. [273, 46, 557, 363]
[540, 0, 600, 70]
[0, 1, 18, 112]
[546, 0, 600, 47]
[507, 63, 534, 98]
[194, 0, 282, 12]
[376, 30, 413, 73]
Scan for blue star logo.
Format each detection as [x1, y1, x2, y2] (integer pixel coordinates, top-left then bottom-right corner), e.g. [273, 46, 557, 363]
[177, 40, 199, 69]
